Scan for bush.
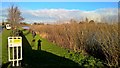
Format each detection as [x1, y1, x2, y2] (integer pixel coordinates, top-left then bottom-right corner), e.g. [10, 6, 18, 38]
[65, 51, 104, 67]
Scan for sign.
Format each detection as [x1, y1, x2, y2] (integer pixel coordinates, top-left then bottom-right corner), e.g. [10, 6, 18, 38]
[8, 37, 22, 67]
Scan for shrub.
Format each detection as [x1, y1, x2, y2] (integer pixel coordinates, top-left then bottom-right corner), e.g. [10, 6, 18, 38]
[65, 51, 104, 67]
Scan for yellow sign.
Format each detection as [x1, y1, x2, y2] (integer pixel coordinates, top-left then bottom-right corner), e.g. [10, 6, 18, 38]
[8, 37, 22, 45]
[14, 39, 21, 43]
[9, 39, 21, 44]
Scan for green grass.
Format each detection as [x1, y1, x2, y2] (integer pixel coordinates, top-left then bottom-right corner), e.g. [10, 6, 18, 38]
[0, 31, 2, 64]
[2, 29, 12, 63]
[23, 30, 69, 57]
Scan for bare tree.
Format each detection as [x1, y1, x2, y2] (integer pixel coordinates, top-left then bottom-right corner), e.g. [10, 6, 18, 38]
[7, 5, 24, 36]
[7, 5, 23, 27]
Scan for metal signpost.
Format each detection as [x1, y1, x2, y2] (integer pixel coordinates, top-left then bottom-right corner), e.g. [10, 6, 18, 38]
[8, 37, 22, 67]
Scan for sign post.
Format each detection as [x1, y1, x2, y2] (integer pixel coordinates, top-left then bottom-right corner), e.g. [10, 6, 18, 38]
[8, 37, 22, 67]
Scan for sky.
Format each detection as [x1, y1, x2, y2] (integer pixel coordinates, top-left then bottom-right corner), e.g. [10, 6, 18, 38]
[0, 2, 118, 23]
[1, 0, 120, 2]
[1, 2, 118, 11]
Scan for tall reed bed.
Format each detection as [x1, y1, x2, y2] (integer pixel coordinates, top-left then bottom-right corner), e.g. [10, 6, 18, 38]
[30, 22, 119, 67]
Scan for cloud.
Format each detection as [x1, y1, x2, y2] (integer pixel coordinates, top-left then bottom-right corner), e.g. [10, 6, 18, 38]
[0, 8, 8, 21]
[0, 8, 118, 23]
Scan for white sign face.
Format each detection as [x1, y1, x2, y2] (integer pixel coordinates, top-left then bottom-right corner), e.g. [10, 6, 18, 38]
[8, 37, 22, 67]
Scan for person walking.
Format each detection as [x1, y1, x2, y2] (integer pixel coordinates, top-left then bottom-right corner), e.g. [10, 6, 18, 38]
[31, 30, 36, 47]
[32, 31, 36, 38]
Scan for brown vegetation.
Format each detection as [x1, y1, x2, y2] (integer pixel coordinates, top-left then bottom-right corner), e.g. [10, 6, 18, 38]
[30, 22, 120, 67]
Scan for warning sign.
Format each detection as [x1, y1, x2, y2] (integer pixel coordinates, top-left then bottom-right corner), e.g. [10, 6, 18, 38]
[8, 37, 22, 66]
[8, 37, 22, 47]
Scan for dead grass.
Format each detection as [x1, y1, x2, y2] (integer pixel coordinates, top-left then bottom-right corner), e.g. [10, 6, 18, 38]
[30, 22, 120, 67]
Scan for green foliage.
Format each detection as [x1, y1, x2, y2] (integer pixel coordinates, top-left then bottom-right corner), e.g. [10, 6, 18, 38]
[65, 51, 104, 67]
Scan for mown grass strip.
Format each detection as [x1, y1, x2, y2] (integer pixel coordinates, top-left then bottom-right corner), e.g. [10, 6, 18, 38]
[22, 30, 69, 57]
[2, 29, 12, 63]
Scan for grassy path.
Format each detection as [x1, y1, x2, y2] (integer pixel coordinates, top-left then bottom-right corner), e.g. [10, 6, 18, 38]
[0, 31, 2, 65]
[2, 29, 12, 64]
[23, 30, 69, 57]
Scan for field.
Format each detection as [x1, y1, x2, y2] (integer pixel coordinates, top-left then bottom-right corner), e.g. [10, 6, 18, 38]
[2, 28, 105, 68]
[1, 2, 119, 68]
[30, 22, 120, 67]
